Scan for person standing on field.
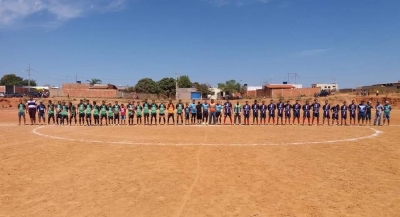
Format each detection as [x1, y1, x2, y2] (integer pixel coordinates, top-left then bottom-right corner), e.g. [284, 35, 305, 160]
[373, 101, 384, 126]
[209, 99, 217, 125]
[383, 101, 392, 126]
[159, 100, 166, 125]
[366, 101, 373, 126]
[150, 100, 158, 125]
[284, 100, 292, 125]
[322, 100, 330, 126]
[292, 100, 301, 125]
[127, 100, 135, 125]
[223, 99, 233, 125]
[331, 104, 340, 125]
[196, 101, 203, 124]
[267, 100, 276, 125]
[348, 100, 357, 126]
[100, 101, 108, 126]
[357, 100, 367, 126]
[77, 100, 86, 126]
[167, 99, 175, 125]
[47, 100, 55, 125]
[17, 99, 26, 125]
[69, 102, 77, 126]
[202, 100, 209, 124]
[302, 100, 311, 126]
[107, 103, 114, 126]
[341, 101, 348, 126]
[113, 101, 120, 125]
[26, 96, 37, 125]
[37, 101, 46, 125]
[251, 100, 259, 125]
[311, 99, 321, 126]
[243, 101, 250, 125]
[92, 101, 100, 126]
[143, 99, 150, 125]
[176, 99, 184, 125]
[276, 99, 284, 125]
[85, 100, 92, 126]
[234, 101, 242, 125]
[215, 101, 223, 125]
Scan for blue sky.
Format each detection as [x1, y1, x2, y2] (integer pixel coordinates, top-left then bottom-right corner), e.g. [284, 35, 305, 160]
[1, 0, 399, 88]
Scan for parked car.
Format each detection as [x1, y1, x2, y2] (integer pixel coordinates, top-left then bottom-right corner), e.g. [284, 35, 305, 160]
[4, 92, 24, 98]
[315, 90, 331, 97]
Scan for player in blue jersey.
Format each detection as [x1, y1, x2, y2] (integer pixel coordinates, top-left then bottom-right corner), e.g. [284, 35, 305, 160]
[190, 100, 197, 125]
[223, 99, 233, 125]
[311, 99, 321, 125]
[357, 100, 367, 125]
[322, 100, 331, 125]
[251, 100, 259, 125]
[260, 100, 268, 125]
[302, 100, 311, 126]
[267, 100, 276, 125]
[216, 101, 223, 125]
[348, 100, 357, 126]
[292, 100, 301, 125]
[366, 101, 373, 125]
[202, 100, 210, 124]
[331, 104, 340, 125]
[276, 100, 284, 125]
[284, 100, 292, 125]
[341, 101, 348, 126]
[243, 101, 251, 125]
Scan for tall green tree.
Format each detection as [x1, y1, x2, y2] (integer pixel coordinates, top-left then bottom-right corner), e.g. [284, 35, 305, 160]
[178, 75, 192, 88]
[0, 74, 24, 86]
[87, 78, 102, 85]
[218, 80, 241, 94]
[22, 79, 37, 86]
[157, 77, 176, 97]
[193, 82, 213, 98]
[135, 78, 159, 94]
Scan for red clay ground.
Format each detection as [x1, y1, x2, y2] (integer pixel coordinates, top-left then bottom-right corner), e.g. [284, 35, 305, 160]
[0, 106, 399, 217]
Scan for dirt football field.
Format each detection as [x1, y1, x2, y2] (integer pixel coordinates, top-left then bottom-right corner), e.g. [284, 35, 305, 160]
[1, 108, 400, 217]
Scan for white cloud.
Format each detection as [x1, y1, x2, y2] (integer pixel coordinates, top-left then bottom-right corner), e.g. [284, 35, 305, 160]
[298, 48, 330, 56]
[0, 0, 126, 27]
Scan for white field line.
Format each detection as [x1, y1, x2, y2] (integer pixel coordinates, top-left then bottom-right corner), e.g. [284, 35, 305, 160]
[31, 126, 383, 146]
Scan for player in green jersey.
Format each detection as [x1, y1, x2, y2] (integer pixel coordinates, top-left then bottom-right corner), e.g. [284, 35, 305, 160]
[113, 101, 120, 125]
[136, 101, 143, 125]
[60, 101, 69, 126]
[176, 99, 184, 125]
[77, 99, 86, 126]
[55, 101, 62, 125]
[47, 100, 55, 125]
[17, 99, 26, 125]
[100, 101, 108, 126]
[107, 103, 113, 125]
[158, 100, 166, 125]
[93, 101, 100, 126]
[85, 100, 92, 126]
[150, 100, 158, 125]
[127, 100, 135, 125]
[143, 99, 150, 125]
[69, 102, 77, 126]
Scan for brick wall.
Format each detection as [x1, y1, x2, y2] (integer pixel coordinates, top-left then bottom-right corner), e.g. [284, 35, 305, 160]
[0, 86, 5, 93]
[62, 83, 118, 98]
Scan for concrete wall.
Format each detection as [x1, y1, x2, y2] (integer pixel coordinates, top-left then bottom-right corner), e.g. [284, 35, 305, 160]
[62, 83, 118, 98]
[256, 87, 321, 98]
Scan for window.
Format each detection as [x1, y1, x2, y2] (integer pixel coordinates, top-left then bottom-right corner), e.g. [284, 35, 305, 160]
[328, 86, 331, 88]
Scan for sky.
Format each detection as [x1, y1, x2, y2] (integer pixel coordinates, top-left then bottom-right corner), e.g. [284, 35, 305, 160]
[0, 0, 399, 88]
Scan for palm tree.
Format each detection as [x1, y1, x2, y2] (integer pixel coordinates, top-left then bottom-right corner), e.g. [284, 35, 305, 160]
[87, 78, 102, 85]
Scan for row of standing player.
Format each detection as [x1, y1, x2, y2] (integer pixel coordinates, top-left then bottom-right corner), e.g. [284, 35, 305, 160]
[18, 98, 392, 126]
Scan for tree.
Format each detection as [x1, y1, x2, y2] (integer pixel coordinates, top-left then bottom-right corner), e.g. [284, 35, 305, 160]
[0, 74, 23, 86]
[123, 86, 135, 93]
[87, 78, 102, 85]
[178, 75, 192, 88]
[218, 79, 241, 95]
[157, 77, 176, 97]
[135, 78, 159, 94]
[22, 79, 37, 87]
[193, 82, 213, 98]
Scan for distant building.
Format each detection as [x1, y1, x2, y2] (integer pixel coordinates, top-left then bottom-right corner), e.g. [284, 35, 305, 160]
[311, 83, 339, 91]
[256, 84, 320, 98]
[176, 88, 202, 100]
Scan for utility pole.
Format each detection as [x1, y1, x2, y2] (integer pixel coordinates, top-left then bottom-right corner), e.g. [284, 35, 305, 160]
[175, 72, 178, 89]
[286, 73, 300, 84]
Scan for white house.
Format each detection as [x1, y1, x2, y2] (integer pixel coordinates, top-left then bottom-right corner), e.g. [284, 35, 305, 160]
[311, 83, 339, 91]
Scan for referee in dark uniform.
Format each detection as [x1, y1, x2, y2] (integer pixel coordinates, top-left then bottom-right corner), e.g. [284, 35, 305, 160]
[26, 96, 37, 125]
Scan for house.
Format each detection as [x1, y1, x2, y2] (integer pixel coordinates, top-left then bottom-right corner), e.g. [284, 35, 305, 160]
[176, 88, 202, 100]
[256, 84, 320, 98]
[311, 83, 339, 91]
